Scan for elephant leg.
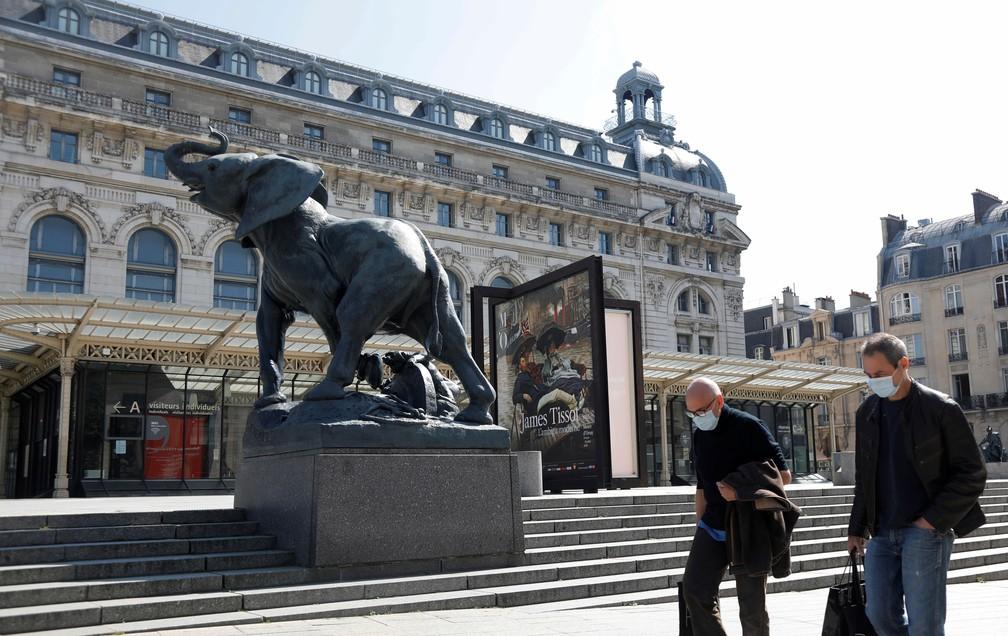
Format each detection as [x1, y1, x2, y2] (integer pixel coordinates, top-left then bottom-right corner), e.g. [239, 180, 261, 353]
[255, 288, 294, 408]
[407, 313, 496, 425]
[302, 301, 350, 402]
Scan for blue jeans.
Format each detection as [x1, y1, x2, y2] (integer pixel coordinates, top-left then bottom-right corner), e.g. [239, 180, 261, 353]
[863, 526, 955, 636]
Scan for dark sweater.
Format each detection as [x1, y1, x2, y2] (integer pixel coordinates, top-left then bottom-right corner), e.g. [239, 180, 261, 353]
[693, 406, 789, 531]
[877, 397, 931, 531]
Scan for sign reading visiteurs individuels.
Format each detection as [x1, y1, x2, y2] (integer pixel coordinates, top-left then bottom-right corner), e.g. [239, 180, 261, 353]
[473, 257, 646, 492]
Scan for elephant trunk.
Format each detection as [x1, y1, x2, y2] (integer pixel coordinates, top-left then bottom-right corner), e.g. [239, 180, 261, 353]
[164, 127, 229, 182]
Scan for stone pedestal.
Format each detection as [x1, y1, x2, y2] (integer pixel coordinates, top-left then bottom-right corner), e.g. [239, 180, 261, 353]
[517, 450, 543, 497]
[832, 451, 856, 486]
[235, 396, 525, 580]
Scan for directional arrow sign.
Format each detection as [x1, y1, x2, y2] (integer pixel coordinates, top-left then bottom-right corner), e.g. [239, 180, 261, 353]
[112, 401, 123, 414]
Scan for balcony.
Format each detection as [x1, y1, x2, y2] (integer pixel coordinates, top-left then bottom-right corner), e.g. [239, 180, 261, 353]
[2, 72, 643, 225]
[955, 395, 977, 410]
[909, 357, 926, 366]
[889, 313, 921, 325]
[944, 306, 964, 317]
[981, 393, 1008, 410]
[948, 352, 969, 362]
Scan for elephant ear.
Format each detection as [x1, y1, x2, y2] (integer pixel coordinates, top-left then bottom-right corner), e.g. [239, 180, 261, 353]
[237, 155, 324, 241]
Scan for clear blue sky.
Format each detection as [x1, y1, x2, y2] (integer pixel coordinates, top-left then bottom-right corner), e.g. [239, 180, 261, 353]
[132, 0, 1007, 309]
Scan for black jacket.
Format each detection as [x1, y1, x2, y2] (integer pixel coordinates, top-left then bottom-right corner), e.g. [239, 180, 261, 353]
[722, 460, 802, 579]
[848, 381, 987, 538]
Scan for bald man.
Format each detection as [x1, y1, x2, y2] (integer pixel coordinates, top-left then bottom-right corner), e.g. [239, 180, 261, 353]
[681, 377, 792, 636]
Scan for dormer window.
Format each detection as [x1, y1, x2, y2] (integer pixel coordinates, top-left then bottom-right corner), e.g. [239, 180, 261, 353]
[305, 71, 322, 94]
[895, 253, 910, 279]
[543, 131, 556, 152]
[231, 52, 249, 77]
[489, 118, 505, 139]
[149, 31, 169, 57]
[57, 7, 80, 34]
[372, 88, 388, 111]
[587, 144, 602, 162]
[655, 161, 668, 177]
[433, 103, 448, 125]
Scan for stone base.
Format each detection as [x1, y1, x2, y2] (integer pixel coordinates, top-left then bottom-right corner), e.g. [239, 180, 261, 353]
[235, 400, 524, 579]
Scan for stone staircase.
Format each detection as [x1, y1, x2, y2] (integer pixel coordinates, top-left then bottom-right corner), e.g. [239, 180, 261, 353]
[2, 481, 1007, 635]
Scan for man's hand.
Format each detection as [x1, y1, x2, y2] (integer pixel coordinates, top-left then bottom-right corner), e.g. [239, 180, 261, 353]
[913, 517, 935, 531]
[780, 469, 793, 486]
[847, 535, 866, 556]
[716, 481, 737, 502]
[522, 394, 532, 403]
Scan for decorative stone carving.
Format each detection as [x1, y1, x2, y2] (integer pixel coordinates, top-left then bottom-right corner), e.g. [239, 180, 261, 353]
[196, 218, 238, 256]
[24, 119, 44, 153]
[480, 256, 523, 284]
[109, 202, 195, 248]
[978, 324, 988, 350]
[2, 117, 27, 139]
[407, 193, 426, 212]
[8, 187, 107, 241]
[603, 273, 627, 299]
[645, 276, 665, 305]
[725, 288, 744, 321]
[621, 233, 637, 249]
[574, 224, 592, 241]
[645, 236, 660, 252]
[434, 246, 476, 285]
[341, 181, 361, 199]
[681, 192, 704, 233]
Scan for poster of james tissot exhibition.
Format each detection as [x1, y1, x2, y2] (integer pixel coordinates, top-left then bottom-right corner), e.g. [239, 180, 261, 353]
[491, 261, 607, 487]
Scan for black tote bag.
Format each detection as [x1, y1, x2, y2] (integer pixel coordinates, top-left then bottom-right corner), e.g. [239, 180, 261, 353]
[822, 552, 878, 636]
[678, 581, 693, 636]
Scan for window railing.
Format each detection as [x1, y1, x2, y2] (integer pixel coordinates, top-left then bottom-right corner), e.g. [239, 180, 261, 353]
[6, 73, 113, 109]
[121, 99, 201, 129]
[358, 148, 418, 171]
[948, 351, 968, 362]
[422, 162, 478, 184]
[209, 118, 281, 144]
[955, 395, 976, 410]
[980, 393, 1008, 410]
[287, 135, 352, 159]
[944, 306, 964, 317]
[909, 357, 926, 366]
[889, 313, 921, 325]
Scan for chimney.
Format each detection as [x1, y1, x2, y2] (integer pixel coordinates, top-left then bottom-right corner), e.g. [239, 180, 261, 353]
[781, 287, 796, 310]
[973, 189, 1001, 224]
[849, 290, 871, 308]
[815, 296, 836, 312]
[881, 214, 907, 245]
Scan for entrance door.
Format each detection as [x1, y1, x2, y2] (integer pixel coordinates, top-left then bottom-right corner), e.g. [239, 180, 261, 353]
[952, 373, 971, 407]
[12, 376, 60, 498]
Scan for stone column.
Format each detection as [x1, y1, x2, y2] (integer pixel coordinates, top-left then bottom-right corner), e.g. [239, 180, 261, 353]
[53, 357, 74, 498]
[659, 390, 671, 486]
[0, 396, 10, 497]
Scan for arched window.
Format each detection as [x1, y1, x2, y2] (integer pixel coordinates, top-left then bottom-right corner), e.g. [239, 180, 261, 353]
[214, 240, 258, 310]
[890, 291, 920, 317]
[996, 275, 1008, 308]
[447, 271, 464, 318]
[677, 291, 690, 313]
[543, 131, 556, 152]
[697, 170, 709, 188]
[488, 118, 504, 139]
[490, 276, 514, 289]
[304, 71, 322, 94]
[57, 7, 80, 34]
[126, 229, 176, 302]
[698, 293, 711, 315]
[655, 161, 668, 177]
[433, 103, 448, 125]
[27, 216, 85, 293]
[231, 52, 249, 77]
[587, 144, 602, 163]
[372, 88, 388, 110]
[149, 31, 169, 57]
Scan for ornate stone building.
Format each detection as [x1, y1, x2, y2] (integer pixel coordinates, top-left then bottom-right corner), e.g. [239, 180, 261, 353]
[0, 0, 752, 496]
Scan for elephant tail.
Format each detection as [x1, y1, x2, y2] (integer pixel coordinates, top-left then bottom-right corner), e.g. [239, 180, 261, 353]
[417, 228, 444, 358]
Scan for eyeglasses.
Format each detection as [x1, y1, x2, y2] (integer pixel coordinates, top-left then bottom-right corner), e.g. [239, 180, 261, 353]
[686, 396, 717, 419]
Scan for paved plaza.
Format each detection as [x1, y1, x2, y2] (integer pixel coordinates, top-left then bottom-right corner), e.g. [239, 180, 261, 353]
[122, 581, 1005, 636]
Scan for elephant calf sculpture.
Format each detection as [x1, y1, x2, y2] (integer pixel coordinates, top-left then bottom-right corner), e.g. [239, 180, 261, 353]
[165, 128, 495, 424]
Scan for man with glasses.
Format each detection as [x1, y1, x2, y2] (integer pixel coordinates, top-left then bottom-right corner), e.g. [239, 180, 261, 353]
[681, 377, 791, 636]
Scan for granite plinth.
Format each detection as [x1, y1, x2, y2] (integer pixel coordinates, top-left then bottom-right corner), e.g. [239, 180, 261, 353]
[235, 398, 525, 578]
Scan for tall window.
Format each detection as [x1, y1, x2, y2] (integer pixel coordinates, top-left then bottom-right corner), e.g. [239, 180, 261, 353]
[230, 52, 249, 77]
[945, 244, 960, 273]
[995, 233, 1008, 263]
[490, 276, 514, 289]
[433, 103, 448, 125]
[304, 123, 324, 140]
[545, 176, 560, 190]
[594, 187, 608, 201]
[372, 138, 391, 154]
[944, 284, 963, 313]
[374, 190, 391, 216]
[763, 316, 772, 330]
[996, 275, 1008, 308]
[890, 292, 920, 317]
[677, 291, 690, 313]
[667, 244, 679, 266]
[214, 240, 258, 310]
[57, 7, 80, 34]
[304, 70, 322, 94]
[677, 334, 691, 353]
[372, 88, 388, 110]
[705, 251, 717, 272]
[492, 164, 508, 179]
[895, 253, 910, 279]
[999, 321, 1008, 354]
[543, 131, 556, 151]
[698, 293, 711, 315]
[854, 310, 872, 337]
[698, 336, 713, 355]
[903, 334, 924, 362]
[228, 107, 251, 124]
[143, 148, 167, 179]
[437, 202, 454, 228]
[495, 213, 511, 237]
[27, 216, 85, 293]
[704, 211, 716, 233]
[949, 328, 968, 359]
[434, 152, 452, 167]
[488, 118, 504, 139]
[599, 231, 612, 255]
[149, 31, 169, 57]
[754, 346, 765, 360]
[49, 130, 77, 163]
[587, 144, 602, 162]
[126, 229, 176, 302]
[447, 271, 464, 318]
[655, 161, 668, 177]
[548, 222, 564, 247]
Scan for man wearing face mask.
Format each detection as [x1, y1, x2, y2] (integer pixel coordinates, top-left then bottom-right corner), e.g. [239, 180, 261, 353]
[681, 377, 791, 636]
[848, 333, 986, 635]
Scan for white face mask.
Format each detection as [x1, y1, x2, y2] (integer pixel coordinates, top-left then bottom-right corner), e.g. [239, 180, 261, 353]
[691, 411, 719, 431]
[866, 369, 904, 398]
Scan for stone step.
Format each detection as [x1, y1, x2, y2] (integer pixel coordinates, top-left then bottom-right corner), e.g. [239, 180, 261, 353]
[0, 509, 245, 533]
[0, 535, 277, 566]
[0, 550, 295, 585]
[0, 521, 261, 549]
